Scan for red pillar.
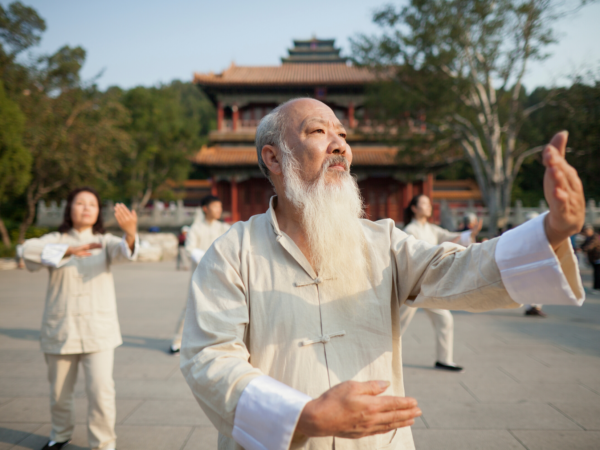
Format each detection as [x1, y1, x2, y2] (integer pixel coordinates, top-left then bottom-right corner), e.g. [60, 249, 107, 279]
[348, 103, 356, 128]
[403, 182, 413, 209]
[232, 104, 239, 131]
[231, 177, 239, 222]
[217, 102, 224, 131]
[424, 174, 434, 199]
[210, 177, 218, 196]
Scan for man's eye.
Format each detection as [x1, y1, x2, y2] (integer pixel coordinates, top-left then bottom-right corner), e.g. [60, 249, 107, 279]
[339, 133, 347, 139]
[312, 129, 325, 134]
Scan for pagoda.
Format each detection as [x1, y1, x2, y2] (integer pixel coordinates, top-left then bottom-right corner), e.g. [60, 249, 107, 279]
[190, 38, 480, 223]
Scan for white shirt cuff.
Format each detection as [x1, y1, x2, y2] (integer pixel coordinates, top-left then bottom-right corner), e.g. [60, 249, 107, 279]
[495, 212, 584, 306]
[190, 249, 206, 264]
[232, 375, 312, 450]
[120, 234, 139, 260]
[458, 230, 472, 247]
[41, 244, 69, 267]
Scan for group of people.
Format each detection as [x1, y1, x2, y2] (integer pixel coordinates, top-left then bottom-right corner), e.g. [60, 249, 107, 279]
[21, 97, 593, 450]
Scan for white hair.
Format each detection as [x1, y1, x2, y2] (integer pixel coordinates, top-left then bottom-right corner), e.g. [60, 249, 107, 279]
[255, 98, 310, 181]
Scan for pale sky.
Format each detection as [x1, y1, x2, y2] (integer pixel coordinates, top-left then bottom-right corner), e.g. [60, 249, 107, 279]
[4, 0, 600, 91]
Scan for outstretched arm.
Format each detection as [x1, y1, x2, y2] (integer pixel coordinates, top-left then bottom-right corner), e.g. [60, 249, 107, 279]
[542, 131, 585, 250]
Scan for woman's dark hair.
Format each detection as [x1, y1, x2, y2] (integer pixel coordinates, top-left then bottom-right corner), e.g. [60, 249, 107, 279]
[58, 186, 105, 234]
[403, 194, 427, 225]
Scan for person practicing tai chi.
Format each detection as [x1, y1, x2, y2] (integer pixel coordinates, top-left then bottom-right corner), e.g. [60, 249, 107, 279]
[22, 187, 139, 450]
[180, 98, 585, 450]
[169, 194, 230, 354]
[399, 194, 482, 371]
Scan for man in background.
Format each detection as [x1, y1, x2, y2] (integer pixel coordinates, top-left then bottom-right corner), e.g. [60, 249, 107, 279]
[169, 195, 230, 354]
[582, 224, 600, 291]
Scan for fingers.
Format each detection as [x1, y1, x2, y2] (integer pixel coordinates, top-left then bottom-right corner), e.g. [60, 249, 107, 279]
[354, 380, 390, 396]
[375, 395, 418, 413]
[549, 130, 568, 157]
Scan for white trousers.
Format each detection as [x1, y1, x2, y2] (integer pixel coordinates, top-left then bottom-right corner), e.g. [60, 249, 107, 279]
[399, 305, 454, 365]
[172, 262, 198, 349]
[45, 349, 116, 450]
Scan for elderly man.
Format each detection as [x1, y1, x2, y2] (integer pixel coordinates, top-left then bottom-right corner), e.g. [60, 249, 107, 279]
[181, 98, 585, 450]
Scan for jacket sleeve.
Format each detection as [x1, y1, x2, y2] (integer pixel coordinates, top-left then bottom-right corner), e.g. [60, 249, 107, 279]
[180, 226, 264, 439]
[394, 213, 584, 312]
[104, 233, 139, 265]
[22, 232, 66, 272]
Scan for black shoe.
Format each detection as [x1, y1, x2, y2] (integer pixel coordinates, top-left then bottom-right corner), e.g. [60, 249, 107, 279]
[435, 362, 464, 372]
[169, 345, 180, 354]
[41, 440, 70, 449]
[525, 307, 547, 317]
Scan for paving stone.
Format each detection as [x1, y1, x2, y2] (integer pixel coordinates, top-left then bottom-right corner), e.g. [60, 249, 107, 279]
[181, 427, 220, 450]
[114, 425, 192, 450]
[0, 423, 44, 450]
[116, 379, 194, 399]
[123, 400, 212, 427]
[510, 430, 600, 450]
[551, 403, 600, 430]
[404, 381, 476, 403]
[412, 430, 525, 450]
[462, 381, 600, 404]
[417, 401, 583, 430]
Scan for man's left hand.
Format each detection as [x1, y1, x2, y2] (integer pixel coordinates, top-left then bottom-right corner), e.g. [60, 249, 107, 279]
[542, 131, 585, 250]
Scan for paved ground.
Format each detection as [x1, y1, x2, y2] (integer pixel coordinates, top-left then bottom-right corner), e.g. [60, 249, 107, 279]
[0, 260, 599, 450]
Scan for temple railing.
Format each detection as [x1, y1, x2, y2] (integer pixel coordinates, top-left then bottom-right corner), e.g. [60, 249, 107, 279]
[36, 200, 201, 229]
[438, 199, 600, 232]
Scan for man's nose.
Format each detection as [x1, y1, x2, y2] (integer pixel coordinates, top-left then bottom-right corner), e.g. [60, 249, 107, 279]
[328, 134, 346, 155]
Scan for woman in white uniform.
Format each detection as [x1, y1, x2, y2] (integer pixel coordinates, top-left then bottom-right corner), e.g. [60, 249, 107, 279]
[23, 187, 139, 450]
[400, 194, 481, 371]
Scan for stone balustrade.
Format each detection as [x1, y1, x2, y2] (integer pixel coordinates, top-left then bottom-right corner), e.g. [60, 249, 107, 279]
[36, 199, 201, 229]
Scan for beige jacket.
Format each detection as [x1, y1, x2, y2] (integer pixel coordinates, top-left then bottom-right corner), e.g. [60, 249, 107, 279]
[404, 220, 469, 246]
[185, 216, 231, 264]
[23, 229, 138, 354]
[180, 198, 582, 450]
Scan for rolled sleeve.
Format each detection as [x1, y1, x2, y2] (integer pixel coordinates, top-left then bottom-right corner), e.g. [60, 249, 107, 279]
[495, 212, 585, 306]
[232, 375, 312, 450]
[119, 234, 139, 260]
[458, 230, 472, 247]
[40, 244, 70, 268]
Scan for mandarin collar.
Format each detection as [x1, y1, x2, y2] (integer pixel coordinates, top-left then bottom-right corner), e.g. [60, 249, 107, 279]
[267, 196, 283, 237]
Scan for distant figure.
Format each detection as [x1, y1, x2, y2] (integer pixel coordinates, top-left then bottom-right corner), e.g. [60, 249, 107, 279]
[176, 225, 190, 270]
[400, 194, 482, 371]
[458, 212, 478, 232]
[581, 224, 600, 291]
[169, 195, 230, 354]
[523, 212, 547, 317]
[22, 187, 138, 450]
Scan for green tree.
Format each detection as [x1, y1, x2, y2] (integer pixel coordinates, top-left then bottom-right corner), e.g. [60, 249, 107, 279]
[15, 45, 131, 242]
[352, 0, 595, 233]
[0, 80, 31, 246]
[114, 81, 213, 209]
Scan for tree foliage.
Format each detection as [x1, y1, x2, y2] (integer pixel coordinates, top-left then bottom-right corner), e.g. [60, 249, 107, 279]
[352, 0, 596, 233]
[0, 80, 30, 246]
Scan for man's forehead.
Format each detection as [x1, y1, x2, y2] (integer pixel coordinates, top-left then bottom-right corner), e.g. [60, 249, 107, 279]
[283, 99, 340, 124]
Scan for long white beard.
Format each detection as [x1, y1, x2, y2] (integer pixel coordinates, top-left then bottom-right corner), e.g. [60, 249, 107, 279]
[282, 148, 369, 294]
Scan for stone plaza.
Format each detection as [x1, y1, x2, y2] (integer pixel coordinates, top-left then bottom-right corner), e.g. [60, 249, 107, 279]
[0, 261, 599, 450]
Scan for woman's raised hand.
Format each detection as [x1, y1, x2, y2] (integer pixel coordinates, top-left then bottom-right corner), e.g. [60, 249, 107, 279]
[114, 203, 138, 238]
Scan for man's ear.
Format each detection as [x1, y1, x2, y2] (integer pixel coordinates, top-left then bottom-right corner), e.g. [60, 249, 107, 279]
[262, 144, 282, 176]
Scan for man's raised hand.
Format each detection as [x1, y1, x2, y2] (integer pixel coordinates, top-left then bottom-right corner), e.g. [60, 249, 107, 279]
[542, 131, 586, 249]
[295, 380, 421, 439]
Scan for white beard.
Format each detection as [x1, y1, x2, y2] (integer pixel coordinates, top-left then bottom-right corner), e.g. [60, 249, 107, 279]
[281, 147, 369, 295]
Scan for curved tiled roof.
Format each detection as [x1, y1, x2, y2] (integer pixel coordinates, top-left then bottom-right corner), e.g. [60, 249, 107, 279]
[192, 146, 398, 167]
[193, 63, 377, 87]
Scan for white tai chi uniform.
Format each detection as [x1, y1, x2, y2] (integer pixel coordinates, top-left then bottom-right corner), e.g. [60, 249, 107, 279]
[171, 215, 230, 349]
[399, 220, 473, 365]
[180, 197, 584, 450]
[23, 229, 138, 450]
